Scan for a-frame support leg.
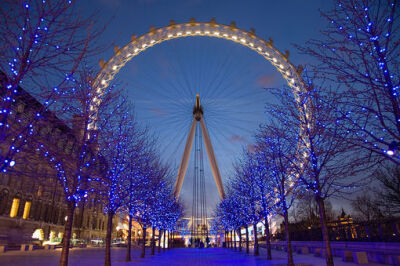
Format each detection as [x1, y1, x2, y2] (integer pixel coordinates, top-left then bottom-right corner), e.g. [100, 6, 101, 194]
[199, 118, 225, 199]
[173, 119, 197, 198]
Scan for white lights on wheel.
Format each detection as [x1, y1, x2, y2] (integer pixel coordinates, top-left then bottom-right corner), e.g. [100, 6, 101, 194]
[92, 21, 305, 140]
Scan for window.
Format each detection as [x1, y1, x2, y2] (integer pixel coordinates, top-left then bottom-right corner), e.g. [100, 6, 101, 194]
[23, 201, 31, 219]
[10, 198, 20, 218]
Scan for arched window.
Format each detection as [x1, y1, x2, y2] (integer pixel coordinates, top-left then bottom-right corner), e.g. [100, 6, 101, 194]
[9, 196, 20, 218]
[22, 196, 33, 219]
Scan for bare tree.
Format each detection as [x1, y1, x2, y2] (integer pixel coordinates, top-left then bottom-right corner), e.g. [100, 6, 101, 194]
[292, 192, 337, 226]
[97, 100, 137, 266]
[34, 68, 118, 266]
[265, 80, 367, 266]
[299, 0, 400, 164]
[375, 165, 400, 214]
[256, 124, 299, 266]
[125, 129, 154, 261]
[352, 192, 383, 222]
[230, 156, 262, 256]
[0, 0, 104, 173]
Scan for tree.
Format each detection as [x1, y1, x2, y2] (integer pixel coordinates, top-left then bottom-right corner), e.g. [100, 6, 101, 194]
[264, 81, 366, 266]
[124, 129, 153, 261]
[97, 100, 135, 266]
[248, 150, 276, 260]
[215, 189, 247, 251]
[256, 124, 299, 266]
[375, 165, 400, 214]
[300, 0, 400, 165]
[0, 0, 103, 173]
[231, 159, 261, 256]
[291, 192, 336, 227]
[351, 192, 383, 222]
[33, 69, 117, 266]
[129, 155, 182, 258]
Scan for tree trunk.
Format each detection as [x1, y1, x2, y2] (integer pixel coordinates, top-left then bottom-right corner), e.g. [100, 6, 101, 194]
[226, 231, 228, 248]
[265, 216, 272, 260]
[171, 231, 175, 248]
[126, 215, 132, 261]
[224, 231, 227, 248]
[234, 230, 237, 250]
[229, 231, 232, 248]
[245, 226, 249, 254]
[59, 200, 75, 266]
[77, 201, 85, 238]
[316, 197, 334, 266]
[105, 210, 114, 266]
[151, 227, 155, 255]
[238, 228, 242, 252]
[163, 230, 166, 251]
[158, 229, 161, 253]
[167, 230, 170, 249]
[283, 210, 294, 266]
[253, 223, 259, 256]
[141, 226, 146, 258]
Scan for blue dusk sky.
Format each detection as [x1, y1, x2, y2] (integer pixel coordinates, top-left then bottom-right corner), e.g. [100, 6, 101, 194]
[77, 0, 333, 216]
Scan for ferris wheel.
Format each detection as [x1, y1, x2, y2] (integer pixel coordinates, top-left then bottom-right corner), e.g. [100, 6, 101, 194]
[89, 19, 308, 218]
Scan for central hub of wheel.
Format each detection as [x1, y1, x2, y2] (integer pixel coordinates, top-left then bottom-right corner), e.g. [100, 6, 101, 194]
[193, 93, 203, 121]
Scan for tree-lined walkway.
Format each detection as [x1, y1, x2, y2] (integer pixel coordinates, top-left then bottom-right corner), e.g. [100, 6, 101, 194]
[0, 247, 387, 266]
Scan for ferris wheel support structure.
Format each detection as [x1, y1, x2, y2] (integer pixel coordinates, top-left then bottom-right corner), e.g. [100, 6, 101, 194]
[174, 94, 225, 200]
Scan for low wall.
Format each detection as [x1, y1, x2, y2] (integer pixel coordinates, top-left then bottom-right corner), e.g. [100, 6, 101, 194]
[268, 241, 400, 264]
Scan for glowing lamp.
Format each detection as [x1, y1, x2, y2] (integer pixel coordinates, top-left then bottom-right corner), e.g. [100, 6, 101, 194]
[387, 141, 398, 156]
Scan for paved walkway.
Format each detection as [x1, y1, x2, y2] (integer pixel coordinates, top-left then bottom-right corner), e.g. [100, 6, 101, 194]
[0, 246, 387, 266]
